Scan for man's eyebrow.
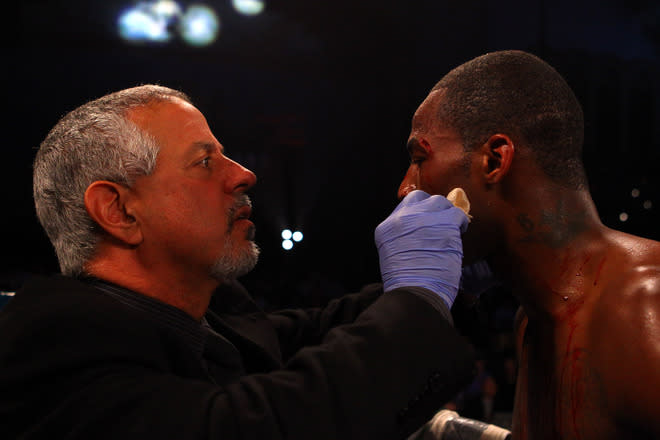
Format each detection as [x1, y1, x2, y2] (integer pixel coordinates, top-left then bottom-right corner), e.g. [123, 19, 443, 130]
[188, 141, 223, 155]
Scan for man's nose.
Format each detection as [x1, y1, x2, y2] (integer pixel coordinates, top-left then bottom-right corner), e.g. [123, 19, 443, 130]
[226, 158, 257, 193]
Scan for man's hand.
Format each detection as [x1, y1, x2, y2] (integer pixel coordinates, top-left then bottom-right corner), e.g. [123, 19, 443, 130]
[375, 190, 469, 309]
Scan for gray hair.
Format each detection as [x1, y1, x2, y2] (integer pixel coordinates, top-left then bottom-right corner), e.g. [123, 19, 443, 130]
[33, 84, 191, 276]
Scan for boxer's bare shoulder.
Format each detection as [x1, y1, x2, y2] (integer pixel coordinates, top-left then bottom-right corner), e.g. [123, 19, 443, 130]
[588, 240, 660, 438]
[512, 233, 660, 439]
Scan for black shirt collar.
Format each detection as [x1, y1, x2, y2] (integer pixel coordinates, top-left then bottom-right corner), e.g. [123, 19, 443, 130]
[82, 277, 207, 357]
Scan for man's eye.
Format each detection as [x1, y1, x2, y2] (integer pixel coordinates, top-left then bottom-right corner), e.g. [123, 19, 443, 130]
[200, 157, 211, 168]
[411, 157, 425, 165]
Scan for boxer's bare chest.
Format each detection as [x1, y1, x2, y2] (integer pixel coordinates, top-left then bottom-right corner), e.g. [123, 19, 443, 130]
[512, 308, 618, 440]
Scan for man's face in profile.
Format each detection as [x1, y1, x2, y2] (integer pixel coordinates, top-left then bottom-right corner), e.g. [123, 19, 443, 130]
[398, 90, 471, 202]
[126, 98, 259, 282]
[399, 89, 491, 263]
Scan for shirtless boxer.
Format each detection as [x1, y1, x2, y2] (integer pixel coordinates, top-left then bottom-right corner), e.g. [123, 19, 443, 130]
[398, 50, 660, 439]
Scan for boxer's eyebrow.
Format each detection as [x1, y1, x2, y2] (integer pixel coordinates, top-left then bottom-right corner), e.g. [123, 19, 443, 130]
[406, 138, 425, 155]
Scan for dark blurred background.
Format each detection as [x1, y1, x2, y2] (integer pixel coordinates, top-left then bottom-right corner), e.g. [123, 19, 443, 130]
[1, 0, 659, 426]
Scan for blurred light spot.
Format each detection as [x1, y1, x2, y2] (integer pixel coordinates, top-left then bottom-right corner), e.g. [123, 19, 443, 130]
[281, 229, 292, 240]
[153, 0, 181, 17]
[118, 1, 181, 43]
[180, 4, 220, 46]
[631, 188, 640, 198]
[232, 0, 265, 16]
[643, 200, 653, 210]
[282, 239, 293, 250]
[119, 7, 169, 42]
[619, 212, 629, 222]
[292, 231, 303, 242]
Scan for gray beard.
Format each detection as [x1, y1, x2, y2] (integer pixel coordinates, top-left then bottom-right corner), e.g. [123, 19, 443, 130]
[209, 240, 259, 281]
[209, 211, 259, 282]
[210, 194, 259, 281]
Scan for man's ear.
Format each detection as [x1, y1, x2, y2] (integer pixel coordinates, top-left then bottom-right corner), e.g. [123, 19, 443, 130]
[84, 181, 143, 246]
[480, 134, 514, 184]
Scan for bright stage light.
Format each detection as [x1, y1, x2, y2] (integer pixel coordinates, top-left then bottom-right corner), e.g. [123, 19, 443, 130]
[180, 4, 220, 47]
[282, 239, 294, 250]
[118, 1, 220, 46]
[281, 229, 292, 240]
[118, 1, 182, 43]
[292, 231, 303, 242]
[119, 7, 169, 42]
[152, 0, 181, 17]
[232, 0, 265, 16]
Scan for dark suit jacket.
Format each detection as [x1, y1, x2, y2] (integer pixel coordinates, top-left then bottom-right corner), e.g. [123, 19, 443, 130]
[0, 275, 475, 439]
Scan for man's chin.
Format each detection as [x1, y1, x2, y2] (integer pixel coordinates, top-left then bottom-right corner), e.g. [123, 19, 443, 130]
[209, 242, 260, 281]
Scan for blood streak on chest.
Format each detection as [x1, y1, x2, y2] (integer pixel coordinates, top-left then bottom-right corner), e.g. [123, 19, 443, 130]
[543, 254, 596, 440]
[556, 296, 587, 440]
[593, 256, 607, 286]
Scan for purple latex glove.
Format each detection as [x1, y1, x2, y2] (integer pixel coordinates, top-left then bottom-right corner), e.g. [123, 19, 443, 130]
[375, 190, 469, 309]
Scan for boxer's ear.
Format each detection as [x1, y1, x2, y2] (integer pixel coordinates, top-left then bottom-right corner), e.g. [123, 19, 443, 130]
[84, 181, 143, 246]
[478, 134, 514, 184]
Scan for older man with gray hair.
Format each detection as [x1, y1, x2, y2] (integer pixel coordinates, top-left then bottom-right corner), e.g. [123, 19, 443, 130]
[0, 84, 475, 439]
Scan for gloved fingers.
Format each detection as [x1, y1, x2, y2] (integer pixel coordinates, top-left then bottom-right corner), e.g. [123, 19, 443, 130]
[414, 193, 455, 212]
[392, 190, 455, 218]
[398, 189, 431, 206]
[375, 204, 469, 247]
[375, 189, 468, 309]
[398, 193, 467, 231]
[397, 191, 455, 215]
[406, 204, 469, 232]
[388, 190, 431, 217]
[377, 235, 463, 258]
[445, 205, 470, 234]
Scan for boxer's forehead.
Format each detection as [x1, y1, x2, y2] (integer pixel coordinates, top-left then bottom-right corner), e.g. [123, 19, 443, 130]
[411, 89, 446, 132]
[409, 89, 461, 152]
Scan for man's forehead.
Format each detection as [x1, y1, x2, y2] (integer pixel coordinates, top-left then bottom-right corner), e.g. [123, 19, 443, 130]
[411, 89, 445, 130]
[128, 98, 211, 140]
[126, 98, 222, 157]
[126, 97, 190, 121]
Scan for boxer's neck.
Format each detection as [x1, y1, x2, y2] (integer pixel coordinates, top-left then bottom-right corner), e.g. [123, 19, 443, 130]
[490, 188, 607, 322]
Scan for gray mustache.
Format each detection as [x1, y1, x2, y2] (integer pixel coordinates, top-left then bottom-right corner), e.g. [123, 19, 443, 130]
[227, 195, 252, 229]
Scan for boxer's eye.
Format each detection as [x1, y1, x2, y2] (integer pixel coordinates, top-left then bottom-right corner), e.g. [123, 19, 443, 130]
[411, 156, 425, 166]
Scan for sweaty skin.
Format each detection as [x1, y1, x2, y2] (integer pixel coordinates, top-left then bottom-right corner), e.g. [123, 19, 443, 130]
[400, 87, 660, 439]
[512, 232, 660, 440]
